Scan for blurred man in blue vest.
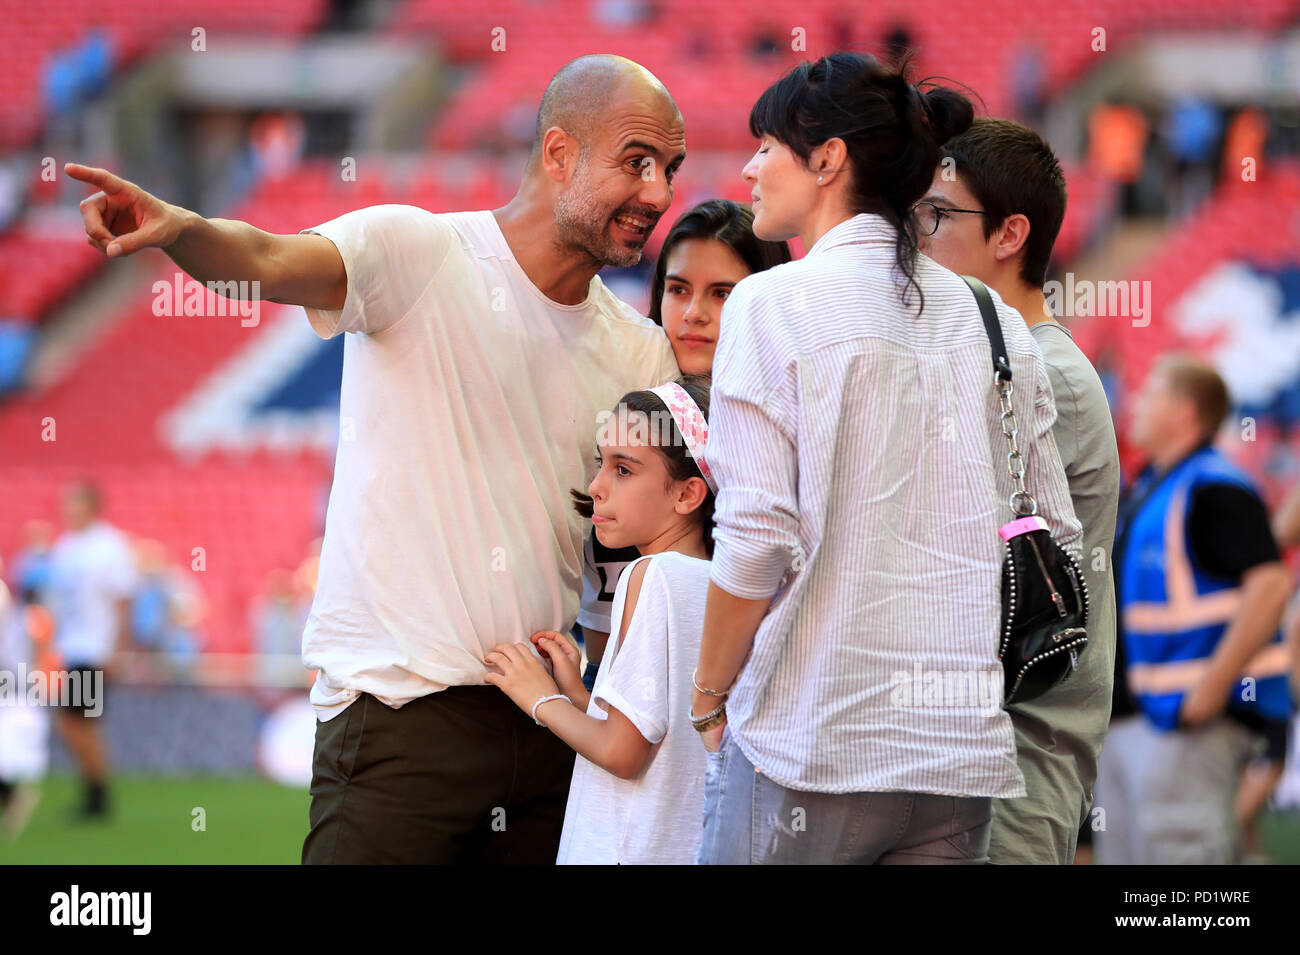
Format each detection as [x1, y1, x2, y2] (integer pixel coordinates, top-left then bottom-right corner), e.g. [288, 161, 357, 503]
[1098, 355, 1293, 864]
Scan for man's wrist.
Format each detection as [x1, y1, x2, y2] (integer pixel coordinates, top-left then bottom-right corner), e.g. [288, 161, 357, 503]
[166, 205, 199, 250]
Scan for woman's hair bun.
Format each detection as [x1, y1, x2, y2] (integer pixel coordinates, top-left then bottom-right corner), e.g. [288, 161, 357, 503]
[918, 85, 974, 145]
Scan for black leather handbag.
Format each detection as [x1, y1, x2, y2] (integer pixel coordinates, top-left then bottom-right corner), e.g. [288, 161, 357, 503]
[961, 275, 1090, 705]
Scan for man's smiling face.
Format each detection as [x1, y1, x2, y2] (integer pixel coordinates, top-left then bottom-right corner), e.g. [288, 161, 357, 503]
[553, 81, 685, 269]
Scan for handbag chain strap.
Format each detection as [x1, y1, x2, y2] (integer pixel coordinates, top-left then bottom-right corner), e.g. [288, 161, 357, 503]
[960, 275, 1038, 518]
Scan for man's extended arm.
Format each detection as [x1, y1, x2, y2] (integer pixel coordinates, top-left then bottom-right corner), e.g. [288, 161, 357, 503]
[67, 162, 345, 311]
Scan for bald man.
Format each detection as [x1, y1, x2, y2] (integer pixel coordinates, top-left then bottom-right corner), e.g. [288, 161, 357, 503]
[68, 54, 685, 863]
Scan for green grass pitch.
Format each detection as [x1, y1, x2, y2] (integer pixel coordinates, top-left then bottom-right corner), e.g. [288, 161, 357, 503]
[0, 775, 309, 865]
[4, 775, 1300, 864]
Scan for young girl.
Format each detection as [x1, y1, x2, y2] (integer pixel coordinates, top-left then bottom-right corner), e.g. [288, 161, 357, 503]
[485, 374, 716, 864]
[576, 200, 790, 693]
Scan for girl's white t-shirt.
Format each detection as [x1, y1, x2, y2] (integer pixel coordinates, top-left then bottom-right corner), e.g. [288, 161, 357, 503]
[556, 551, 712, 865]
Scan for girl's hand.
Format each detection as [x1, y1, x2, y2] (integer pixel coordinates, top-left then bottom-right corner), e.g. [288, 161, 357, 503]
[531, 630, 583, 698]
[484, 642, 561, 717]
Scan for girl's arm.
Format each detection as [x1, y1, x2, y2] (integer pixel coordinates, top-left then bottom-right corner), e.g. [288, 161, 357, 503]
[488, 560, 656, 779]
[484, 643, 652, 779]
[537, 696, 652, 780]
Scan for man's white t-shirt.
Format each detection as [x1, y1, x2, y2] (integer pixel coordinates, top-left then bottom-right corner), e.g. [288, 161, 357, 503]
[47, 521, 136, 665]
[556, 551, 712, 865]
[299, 205, 679, 721]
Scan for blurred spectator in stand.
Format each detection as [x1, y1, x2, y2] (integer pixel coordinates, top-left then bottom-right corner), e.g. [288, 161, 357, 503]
[10, 520, 56, 606]
[1163, 96, 1223, 219]
[252, 551, 316, 702]
[0, 320, 35, 395]
[1088, 101, 1148, 217]
[293, 537, 323, 600]
[130, 538, 201, 665]
[325, 0, 365, 30]
[253, 568, 309, 673]
[41, 24, 116, 155]
[1221, 106, 1270, 186]
[1012, 36, 1046, 129]
[594, 0, 657, 29]
[248, 112, 306, 182]
[750, 26, 781, 56]
[0, 157, 27, 232]
[827, 13, 853, 51]
[882, 22, 914, 70]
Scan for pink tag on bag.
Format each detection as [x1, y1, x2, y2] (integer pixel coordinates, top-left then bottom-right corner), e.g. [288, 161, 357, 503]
[999, 515, 1048, 542]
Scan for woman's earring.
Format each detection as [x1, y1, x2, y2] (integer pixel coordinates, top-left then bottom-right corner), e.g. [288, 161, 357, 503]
[817, 175, 823, 183]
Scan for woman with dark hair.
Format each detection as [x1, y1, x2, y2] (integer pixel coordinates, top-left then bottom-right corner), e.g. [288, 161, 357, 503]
[576, 200, 788, 689]
[689, 52, 1084, 864]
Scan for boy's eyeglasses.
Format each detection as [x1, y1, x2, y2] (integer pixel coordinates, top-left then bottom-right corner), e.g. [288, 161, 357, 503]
[912, 201, 990, 236]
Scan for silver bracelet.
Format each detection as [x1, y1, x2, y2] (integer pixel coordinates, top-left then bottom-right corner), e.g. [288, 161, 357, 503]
[531, 693, 571, 726]
[692, 668, 731, 697]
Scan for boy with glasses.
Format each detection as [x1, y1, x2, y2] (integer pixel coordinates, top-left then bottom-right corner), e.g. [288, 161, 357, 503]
[918, 118, 1122, 865]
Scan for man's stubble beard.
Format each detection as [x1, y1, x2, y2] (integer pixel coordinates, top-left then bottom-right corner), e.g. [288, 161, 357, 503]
[553, 160, 644, 269]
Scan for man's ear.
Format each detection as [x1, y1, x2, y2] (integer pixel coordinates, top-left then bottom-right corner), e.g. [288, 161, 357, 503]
[993, 213, 1031, 263]
[539, 126, 575, 182]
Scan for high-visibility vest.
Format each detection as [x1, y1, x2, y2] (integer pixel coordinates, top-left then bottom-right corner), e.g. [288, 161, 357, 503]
[1119, 446, 1292, 731]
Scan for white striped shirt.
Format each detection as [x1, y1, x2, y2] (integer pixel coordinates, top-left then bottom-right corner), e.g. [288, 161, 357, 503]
[708, 212, 1082, 797]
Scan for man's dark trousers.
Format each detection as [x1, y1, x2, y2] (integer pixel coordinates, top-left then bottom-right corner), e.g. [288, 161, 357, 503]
[302, 685, 575, 864]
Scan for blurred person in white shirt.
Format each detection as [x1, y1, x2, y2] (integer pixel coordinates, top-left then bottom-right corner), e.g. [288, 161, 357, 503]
[46, 481, 136, 820]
